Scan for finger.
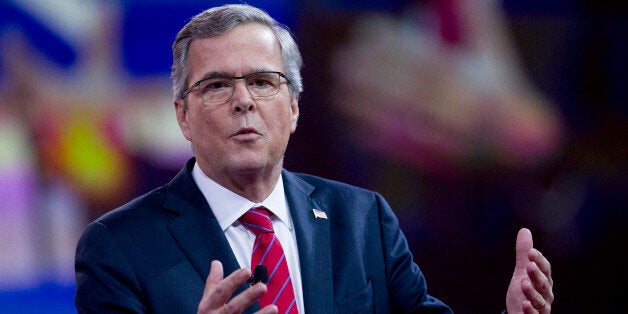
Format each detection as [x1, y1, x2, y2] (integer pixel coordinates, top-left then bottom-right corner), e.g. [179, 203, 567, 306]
[529, 250, 553, 314]
[524, 295, 551, 314]
[224, 283, 269, 313]
[528, 248, 553, 287]
[522, 280, 547, 312]
[515, 228, 533, 269]
[210, 268, 252, 305]
[527, 260, 550, 293]
[198, 260, 225, 308]
[256, 304, 279, 314]
[522, 300, 538, 314]
[527, 261, 554, 304]
[207, 260, 224, 287]
[200, 262, 252, 310]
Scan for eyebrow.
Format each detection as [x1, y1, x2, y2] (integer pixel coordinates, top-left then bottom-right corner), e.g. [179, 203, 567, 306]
[195, 71, 232, 82]
[196, 68, 280, 81]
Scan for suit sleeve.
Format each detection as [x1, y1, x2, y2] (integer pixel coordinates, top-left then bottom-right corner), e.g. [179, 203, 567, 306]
[374, 192, 453, 313]
[74, 221, 147, 313]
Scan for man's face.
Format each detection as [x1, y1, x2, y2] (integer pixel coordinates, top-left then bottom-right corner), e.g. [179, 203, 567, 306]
[174, 23, 299, 183]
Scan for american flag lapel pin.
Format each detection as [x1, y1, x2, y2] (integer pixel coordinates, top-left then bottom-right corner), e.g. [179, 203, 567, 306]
[312, 208, 328, 219]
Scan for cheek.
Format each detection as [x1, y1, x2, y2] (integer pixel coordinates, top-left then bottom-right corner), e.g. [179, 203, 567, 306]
[273, 109, 296, 135]
[188, 108, 221, 139]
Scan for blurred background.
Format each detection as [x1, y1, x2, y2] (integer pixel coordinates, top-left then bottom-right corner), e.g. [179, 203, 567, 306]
[0, 0, 625, 313]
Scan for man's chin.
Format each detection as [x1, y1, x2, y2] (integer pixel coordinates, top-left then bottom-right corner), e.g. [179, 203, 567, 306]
[244, 155, 286, 174]
[229, 158, 278, 175]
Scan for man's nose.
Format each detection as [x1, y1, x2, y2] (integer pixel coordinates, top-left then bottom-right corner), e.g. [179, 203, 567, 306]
[231, 80, 256, 113]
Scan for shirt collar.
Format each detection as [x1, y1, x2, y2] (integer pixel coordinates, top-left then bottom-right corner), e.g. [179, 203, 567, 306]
[191, 162, 292, 231]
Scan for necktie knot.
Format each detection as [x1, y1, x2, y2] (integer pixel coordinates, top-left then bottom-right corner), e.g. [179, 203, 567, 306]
[239, 206, 274, 236]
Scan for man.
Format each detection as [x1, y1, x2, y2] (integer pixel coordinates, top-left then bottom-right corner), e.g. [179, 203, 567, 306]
[75, 4, 553, 313]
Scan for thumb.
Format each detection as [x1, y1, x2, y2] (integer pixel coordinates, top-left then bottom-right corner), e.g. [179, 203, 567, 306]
[207, 260, 224, 286]
[515, 228, 533, 270]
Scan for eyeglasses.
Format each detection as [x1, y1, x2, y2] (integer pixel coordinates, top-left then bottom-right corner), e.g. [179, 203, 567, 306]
[182, 71, 289, 103]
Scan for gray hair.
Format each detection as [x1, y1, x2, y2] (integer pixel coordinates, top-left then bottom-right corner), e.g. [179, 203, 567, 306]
[171, 4, 303, 101]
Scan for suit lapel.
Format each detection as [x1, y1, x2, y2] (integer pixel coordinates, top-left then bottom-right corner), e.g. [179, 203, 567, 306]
[283, 171, 335, 313]
[161, 162, 333, 313]
[163, 159, 259, 312]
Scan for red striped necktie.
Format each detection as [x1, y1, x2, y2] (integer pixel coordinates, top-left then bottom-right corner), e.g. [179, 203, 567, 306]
[239, 206, 298, 313]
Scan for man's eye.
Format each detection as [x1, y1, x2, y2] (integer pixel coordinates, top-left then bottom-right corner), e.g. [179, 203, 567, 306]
[251, 79, 272, 86]
[202, 80, 231, 91]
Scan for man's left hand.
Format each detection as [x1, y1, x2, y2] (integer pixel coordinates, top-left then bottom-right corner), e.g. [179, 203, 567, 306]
[506, 228, 554, 314]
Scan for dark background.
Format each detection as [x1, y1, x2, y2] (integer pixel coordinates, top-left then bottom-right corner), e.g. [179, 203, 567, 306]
[0, 1, 625, 313]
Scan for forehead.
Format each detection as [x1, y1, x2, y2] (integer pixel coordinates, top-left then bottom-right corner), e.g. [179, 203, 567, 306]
[187, 23, 283, 80]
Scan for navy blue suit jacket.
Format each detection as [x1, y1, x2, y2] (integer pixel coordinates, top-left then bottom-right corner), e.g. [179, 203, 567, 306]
[75, 158, 451, 313]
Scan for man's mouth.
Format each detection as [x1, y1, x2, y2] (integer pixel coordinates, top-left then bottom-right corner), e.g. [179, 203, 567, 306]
[230, 127, 261, 140]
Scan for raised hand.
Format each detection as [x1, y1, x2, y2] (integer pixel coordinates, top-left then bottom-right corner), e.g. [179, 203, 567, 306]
[506, 228, 554, 314]
[197, 260, 278, 314]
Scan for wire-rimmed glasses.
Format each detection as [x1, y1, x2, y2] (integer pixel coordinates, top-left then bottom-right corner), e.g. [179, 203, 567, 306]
[182, 71, 289, 103]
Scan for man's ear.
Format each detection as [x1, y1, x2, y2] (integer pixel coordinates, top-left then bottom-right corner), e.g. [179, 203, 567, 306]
[290, 93, 299, 133]
[174, 99, 192, 141]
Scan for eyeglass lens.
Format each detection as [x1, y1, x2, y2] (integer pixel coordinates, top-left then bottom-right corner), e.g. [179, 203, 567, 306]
[198, 72, 282, 103]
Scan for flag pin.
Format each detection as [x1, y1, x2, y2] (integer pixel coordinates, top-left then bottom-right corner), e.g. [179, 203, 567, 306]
[312, 208, 328, 219]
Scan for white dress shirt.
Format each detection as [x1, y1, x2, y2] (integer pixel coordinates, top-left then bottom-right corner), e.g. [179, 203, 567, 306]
[191, 163, 304, 313]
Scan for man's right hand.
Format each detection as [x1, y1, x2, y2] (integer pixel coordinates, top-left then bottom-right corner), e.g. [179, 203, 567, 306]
[197, 260, 278, 314]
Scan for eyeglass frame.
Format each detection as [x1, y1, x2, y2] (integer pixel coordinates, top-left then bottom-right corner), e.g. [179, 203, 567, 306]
[181, 71, 291, 102]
